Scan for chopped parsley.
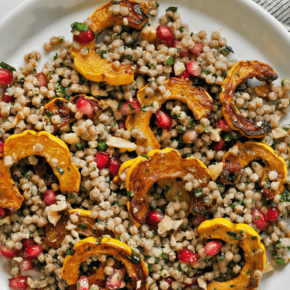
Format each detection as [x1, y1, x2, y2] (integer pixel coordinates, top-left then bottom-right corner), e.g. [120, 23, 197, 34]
[76, 143, 83, 150]
[276, 258, 285, 265]
[167, 57, 174, 66]
[71, 22, 88, 31]
[166, 6, 177, 12]
[194, 188, 203, 198]
[100, 50, 107, 59]
[164, 185, 172, 192]
[0, 62, 16, 72]
[97, 141, 108, 151]
[56, 167, 65, 175]
[78, 223, 88, 230]
[227, 231, 241, 240]
[219, 45, 234, 55]
[142, 154, 150, 159]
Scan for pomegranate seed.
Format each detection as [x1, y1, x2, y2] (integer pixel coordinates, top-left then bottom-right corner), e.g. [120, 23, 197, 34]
[216, 119, 232, 132]
[21, 239, 36, 248]
[77, 276, 90, 290]
[2, 90, 15, 103]
[176, 70, 190, 79]
[0, 68, 13, 86]
[184, 277, 197, 287]
[0, 245, 18, 259]
[0, 138, 4, 154]
[44, 190, 56, 206]
[182, 130, 198, 144]
[9, 276, 28, 290]
[0, 207, 8, 218]
[36, 73, 48, 88]
[19, 259, 34, 272]
[76, 96, 95, 115]
[192, 215, 207, 227]
[178, 248, 199, 264]
[189, 42, 203, 57]
[266, 206, 280, 222]
[172, 39, 189, 57]
[95, 152, 111, 170]
[74, 28, 95, 44]
[108, 157, 121, 177]
[164, 277, 173, 285]
[213, 140, 225, 151]
[147, 210, 165, 226]
[117, 121, 125, 129]
[187, 60, 201, 76]
[251, 208, 267, 231]
[204, 240, 223, 256]
[23, 245, 43, 259]
[155, 110, 172, 129]
[156, 25, 174, 45]
[119, 99, 141, 115]
[105, 269, 123, 290]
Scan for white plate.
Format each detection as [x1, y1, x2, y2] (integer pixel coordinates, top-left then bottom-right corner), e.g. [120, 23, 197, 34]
[1, 0, 290, 289]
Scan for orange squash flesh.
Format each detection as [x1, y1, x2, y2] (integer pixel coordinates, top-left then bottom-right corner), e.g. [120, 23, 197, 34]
[125, 148, 210, 226]
[220, 142, 287, 200]
[220, 60, 278, 138]
[0, 131, 80, 211]
[43, 209, 114, 248]
[43, 98, 74, 132]
[43, 95, 102, 133]
[61, 237, 148, 289]
[71, 0, 149, 85]
[126, 77, 214, 149]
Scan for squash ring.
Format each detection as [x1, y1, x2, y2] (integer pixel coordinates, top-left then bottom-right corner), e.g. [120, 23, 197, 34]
[220, 141, 287, 200]
[220, 60, 278, 138]
[126, 77, 214, 149]
[61, 237, 148, 289]
[198, 218, 266, 290]
[43, 95, 103, 133]
[0, 130, 80, 211]
[43, 209, 114, 248]
[117, 148, 211, 226]
[71, 0, 149, 85]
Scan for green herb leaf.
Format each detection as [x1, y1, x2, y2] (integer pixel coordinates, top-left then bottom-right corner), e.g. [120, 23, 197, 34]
[76, 143, 83, 150]
[56, 167, 65, 176]
[164, 185, 172, 192]
[97, 141, 108, 151]
[142, 154, 150, 160]
[0, 62, 16, 72]
[78, 223, 88, 230]
[166, 6, 177, 12]
[167, 57, 174, 66]
[100, 50, 107, 59]
[276, 258, 285, 265]
[71, 22, 89, 31]
[194, 188, 203, 198]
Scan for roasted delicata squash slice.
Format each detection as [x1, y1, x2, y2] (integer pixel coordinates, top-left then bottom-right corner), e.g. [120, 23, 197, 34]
[43, 98, 74, 132]
[126, 77, 214, 149]
[43, 95, 102, 132]
[116, 148, 211, 226]
[43, 209, 114, 248]
[198, 218, 266, 290]
[220, 60, 278, 138]
[220, 142, 287, 200]
[0, 130, 80, 211]
[71, 0, 149, 85]
[61, 237, 148, 290]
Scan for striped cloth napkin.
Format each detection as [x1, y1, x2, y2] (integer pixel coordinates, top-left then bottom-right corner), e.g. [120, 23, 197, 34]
[253, 0, 290, 32]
